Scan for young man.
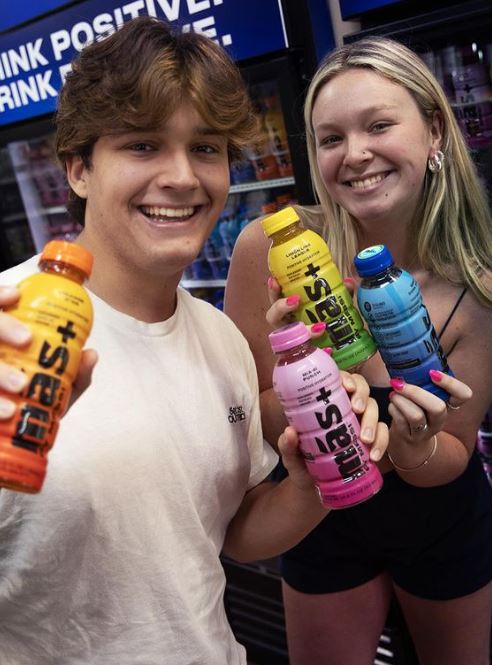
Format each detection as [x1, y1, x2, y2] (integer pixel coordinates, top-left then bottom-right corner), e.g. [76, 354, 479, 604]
[0, 17, 386, 665]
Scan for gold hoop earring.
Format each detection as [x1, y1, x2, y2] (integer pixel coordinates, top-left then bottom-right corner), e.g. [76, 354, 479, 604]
[428, 150, 444, 173]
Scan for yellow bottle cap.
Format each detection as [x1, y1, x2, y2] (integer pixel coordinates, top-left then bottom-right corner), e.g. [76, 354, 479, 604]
[40, 240, 94, 278]
[261, 205, 300, 236]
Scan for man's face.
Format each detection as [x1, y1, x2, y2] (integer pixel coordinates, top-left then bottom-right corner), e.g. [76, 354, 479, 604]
[67, 103, 230, 283]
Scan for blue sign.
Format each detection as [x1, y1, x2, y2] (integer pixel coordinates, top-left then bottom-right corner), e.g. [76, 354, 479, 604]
[0, 0, 288, 127]
[340, 0, 402, 20]
[0, 1, 74, 33]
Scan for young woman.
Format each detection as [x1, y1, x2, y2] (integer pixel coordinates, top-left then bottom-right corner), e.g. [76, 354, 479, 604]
[225, 37, 492, 665]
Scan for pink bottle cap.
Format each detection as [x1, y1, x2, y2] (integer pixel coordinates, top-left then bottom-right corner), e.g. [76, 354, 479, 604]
[269, 322, 310, 353]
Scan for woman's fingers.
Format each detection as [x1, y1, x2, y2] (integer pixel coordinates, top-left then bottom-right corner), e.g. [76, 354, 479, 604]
[388, 371, 473, 445]
[265, 294, 300, 328]
[267, 275, 282, 306]
[428, 369, 473, 409]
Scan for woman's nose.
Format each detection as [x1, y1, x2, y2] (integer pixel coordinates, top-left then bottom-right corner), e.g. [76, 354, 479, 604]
[343, 137, 371, 168]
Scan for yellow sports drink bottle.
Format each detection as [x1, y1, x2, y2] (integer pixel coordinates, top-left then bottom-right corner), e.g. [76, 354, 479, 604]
[0, 241, 94, 493]
[262, 206, 376, 370]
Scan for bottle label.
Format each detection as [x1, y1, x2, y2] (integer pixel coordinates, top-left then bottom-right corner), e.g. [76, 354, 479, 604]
[0, 271, 93, 491]
[358, 272, 421, 325]
[358, 271, 451, 393]
[273, 348, 382, 508]
[269, 230, 375, 363]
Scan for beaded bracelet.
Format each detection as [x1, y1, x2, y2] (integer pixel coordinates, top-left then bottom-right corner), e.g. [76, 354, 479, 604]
[387, 435, 438, 473]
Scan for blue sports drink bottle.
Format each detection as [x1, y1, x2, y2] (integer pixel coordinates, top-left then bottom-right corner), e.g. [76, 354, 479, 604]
[353, 244, 453, 401]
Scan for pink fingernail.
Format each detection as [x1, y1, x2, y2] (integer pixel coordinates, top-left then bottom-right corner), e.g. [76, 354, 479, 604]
[429, 369, 442, 382]
[322, 347, 333, 355]
[343, 277, 356, 286]
[286, 295, 301, 307]
[389, 391, 396, 399]
[389, 378, 405, 391]
[311, 322, 326, 333]
[267, 276, 274, 290]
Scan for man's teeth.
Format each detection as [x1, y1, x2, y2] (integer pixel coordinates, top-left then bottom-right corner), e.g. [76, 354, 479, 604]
[350, 173, 386, 189]
[141, 206, 195, 218]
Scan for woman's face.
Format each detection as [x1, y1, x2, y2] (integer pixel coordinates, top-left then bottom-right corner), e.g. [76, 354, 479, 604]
[311, 68, 442, 231]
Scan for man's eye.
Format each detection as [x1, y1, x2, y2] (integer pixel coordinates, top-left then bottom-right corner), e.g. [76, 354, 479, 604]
[130, 143, 152, 152]
[194, 144, 219, 154]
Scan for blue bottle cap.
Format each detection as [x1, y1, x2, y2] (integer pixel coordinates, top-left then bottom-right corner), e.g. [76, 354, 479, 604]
[353, 244, 394, 277]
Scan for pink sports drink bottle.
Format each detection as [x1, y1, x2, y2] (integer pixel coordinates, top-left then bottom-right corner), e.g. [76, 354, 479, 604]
[269, 322, 383, 509]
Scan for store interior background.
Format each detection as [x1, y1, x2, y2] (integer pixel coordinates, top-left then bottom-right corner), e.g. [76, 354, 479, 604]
[1, 1, 492, 664]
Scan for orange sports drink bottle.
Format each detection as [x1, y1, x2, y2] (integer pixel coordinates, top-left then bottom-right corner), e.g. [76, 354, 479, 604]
[0, 241, 94, 493]
[261, 206, 376, 370]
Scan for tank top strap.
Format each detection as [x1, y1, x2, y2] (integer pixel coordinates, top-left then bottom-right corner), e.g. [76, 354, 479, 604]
[437, 287, 467, 339]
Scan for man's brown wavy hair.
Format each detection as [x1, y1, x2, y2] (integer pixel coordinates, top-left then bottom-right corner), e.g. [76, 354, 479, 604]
[55, 16, 259, 225]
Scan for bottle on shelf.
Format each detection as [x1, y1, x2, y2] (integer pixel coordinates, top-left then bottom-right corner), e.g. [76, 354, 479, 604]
[354, 244, 453, 401]
[0, 241, 93, 493]
[263, 93, 293, 178]
[270, 321, 383, 509]
[261, 206, 377, 371]
[244, 100, 280, 182]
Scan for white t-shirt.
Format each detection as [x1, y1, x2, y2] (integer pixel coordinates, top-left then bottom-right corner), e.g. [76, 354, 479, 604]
[0, 256, 278, 665]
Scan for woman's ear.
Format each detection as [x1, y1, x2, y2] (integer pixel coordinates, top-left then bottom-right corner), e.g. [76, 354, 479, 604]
[430, 110, 444, 152]
[66, 154, 89, 199]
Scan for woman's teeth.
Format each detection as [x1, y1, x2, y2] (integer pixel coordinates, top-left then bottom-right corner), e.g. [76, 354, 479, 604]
[141, 206, 195, 220]
[349, 173, 386, 189]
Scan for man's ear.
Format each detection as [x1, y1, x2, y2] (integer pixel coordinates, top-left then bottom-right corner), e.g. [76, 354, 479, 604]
[66, 154, 89, 199]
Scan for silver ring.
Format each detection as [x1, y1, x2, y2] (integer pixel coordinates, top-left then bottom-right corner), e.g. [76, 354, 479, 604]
[446, 402, 461, 411]
[412, 422, 428, 433]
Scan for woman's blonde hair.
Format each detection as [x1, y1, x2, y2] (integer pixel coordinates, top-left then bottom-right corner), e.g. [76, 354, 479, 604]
[302, 36, 492, 306]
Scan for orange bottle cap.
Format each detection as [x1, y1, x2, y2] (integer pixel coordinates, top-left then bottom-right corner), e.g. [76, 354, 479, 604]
[40, 241, 93, 278]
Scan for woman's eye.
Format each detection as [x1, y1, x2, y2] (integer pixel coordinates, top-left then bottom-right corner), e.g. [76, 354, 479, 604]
[371, 122, 390, 133]
[318, 135, 341, 147]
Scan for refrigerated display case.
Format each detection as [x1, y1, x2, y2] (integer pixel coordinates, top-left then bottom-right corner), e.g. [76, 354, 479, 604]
[0, 147, 35, 267]
[6, 135, 81, 252]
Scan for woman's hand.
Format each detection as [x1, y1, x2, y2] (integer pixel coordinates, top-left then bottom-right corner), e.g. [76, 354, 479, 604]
[388, 371, 473, 446]
[266, 276, 389, 463]
[342, 369, 389, 462]
[265, 275, 329, 339]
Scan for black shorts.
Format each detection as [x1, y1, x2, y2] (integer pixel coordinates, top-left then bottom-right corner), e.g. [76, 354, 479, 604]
[280, 452, 492, 600]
